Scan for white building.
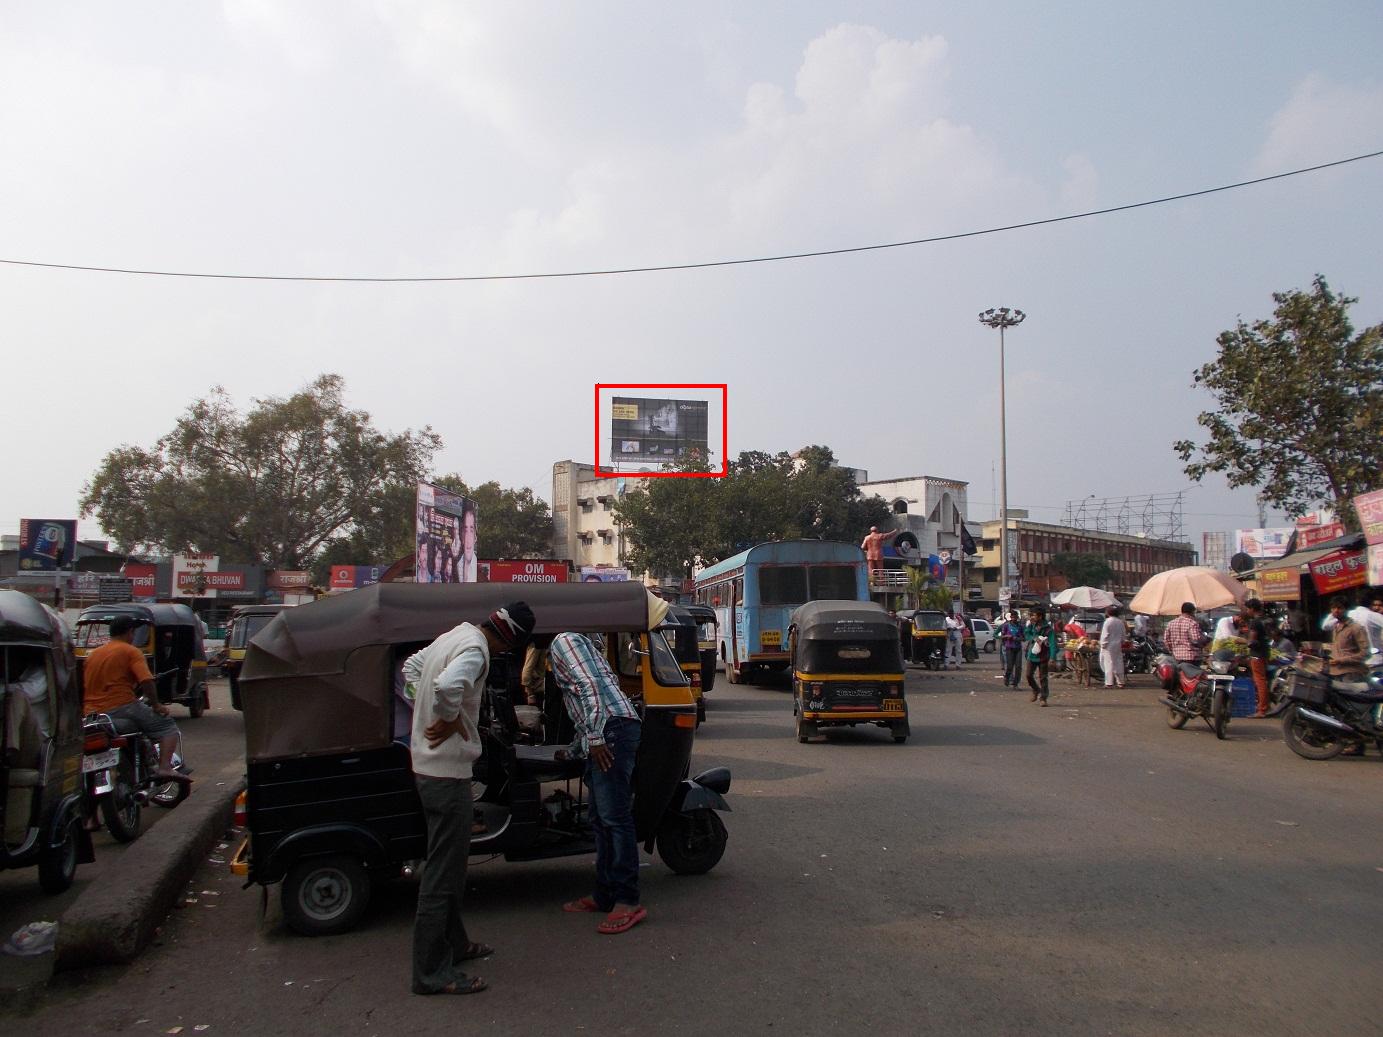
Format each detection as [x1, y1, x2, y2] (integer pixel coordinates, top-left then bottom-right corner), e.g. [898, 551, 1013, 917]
[551, 460, 649, 574]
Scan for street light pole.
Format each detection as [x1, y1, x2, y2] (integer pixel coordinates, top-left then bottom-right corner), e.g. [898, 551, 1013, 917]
[978, 307, 1026, 606]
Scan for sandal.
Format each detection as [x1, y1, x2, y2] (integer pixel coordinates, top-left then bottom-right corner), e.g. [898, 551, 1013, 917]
[415, 977, 487, 996]
[459, 941, 493, 962]
[597, 906, 647, 935]
[563, 896, 601, 913]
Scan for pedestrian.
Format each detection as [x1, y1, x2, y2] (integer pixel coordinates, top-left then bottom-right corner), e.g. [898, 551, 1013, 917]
[1163, 602, 1206, 664]
[1242, 597, 1272, 718]
[1099, 606, 1128, 689]
[408, 601, 535, 996]
[1024, 606, 1056, 706]
[547, 631, 647, 935]
[945, 612, 964, 669]
[1213, 612, 1242, 644]
[999, 610, 1025, 687]
[1133, 612, 1150, 638]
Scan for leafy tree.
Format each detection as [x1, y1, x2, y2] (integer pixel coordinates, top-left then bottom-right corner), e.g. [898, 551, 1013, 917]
[1050, 552, 1114, 588]
[82, 375, 440, 568]
[1174, 276, 1383, 526]
[613, 454, 721, 579]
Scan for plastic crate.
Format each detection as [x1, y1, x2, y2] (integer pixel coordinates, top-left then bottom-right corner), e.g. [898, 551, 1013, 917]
[1230, 676, 1258, 717]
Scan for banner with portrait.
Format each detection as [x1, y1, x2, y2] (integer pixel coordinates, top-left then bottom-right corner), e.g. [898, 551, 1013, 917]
[416, 481, 477, 584]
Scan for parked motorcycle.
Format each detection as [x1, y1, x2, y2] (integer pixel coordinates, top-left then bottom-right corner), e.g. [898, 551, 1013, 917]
[1279, 667, 1383, 760]
[1155, 651, 1233, 740]
[83, 712, 190, 842]
[1126, 635, 1161, 674]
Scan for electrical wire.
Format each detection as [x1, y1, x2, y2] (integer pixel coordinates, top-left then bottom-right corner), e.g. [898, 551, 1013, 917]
[0, 149, 1378, 284]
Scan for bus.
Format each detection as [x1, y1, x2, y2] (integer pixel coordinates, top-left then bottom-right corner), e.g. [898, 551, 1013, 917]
[693, 540, 868, 685]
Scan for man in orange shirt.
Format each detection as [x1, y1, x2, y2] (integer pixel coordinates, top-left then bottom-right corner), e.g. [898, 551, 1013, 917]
[83, 616, 187, 782]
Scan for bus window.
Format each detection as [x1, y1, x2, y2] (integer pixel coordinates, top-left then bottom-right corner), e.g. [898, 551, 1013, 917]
[758, 567, 807, 605]
[808, 565, 858, 600]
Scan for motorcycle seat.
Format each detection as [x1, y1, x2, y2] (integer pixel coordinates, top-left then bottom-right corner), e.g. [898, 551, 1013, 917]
[1331, 680, 1383, 702]
[1177, 663, 1204, 679]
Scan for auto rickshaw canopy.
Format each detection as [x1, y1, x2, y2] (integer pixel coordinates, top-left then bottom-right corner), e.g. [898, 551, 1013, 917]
[790, 599, 905, 675]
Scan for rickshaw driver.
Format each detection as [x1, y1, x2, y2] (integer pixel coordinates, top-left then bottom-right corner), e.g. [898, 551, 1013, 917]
[408, 601, 535, 997]
[82, 615, 190, 785]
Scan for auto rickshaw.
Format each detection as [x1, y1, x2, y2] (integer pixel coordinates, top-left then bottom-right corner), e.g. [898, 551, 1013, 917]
[790, 600, 910, 744]
[686, 604, 719, 695]
[659, 604, 706, 724]
[223, 604, 290, 711]
[231, 582, 731, 936]
[905, 609, 948, 669]
[74, 603, 210, 717]
[1, 590, 93, 893]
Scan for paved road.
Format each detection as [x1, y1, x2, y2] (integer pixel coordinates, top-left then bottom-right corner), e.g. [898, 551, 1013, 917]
[13, 662, 1383, 1035]
[0, 681, 244, 968]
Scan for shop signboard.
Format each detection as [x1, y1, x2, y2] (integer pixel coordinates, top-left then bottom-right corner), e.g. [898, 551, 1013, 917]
[1298, 522, 1345, 548]
[98, 578, 134, 604]
[329, 564, 386, 592]
[1257, 566, 1300, 603]
[1353, 489, 1383, 547]
[480, 560, 570, 584]
[18, 519, 77, 571]
[267, 570, 311, 591]
[1368, 545, 1383, 588]
[172, 553, 219, 599]
[1309, 549, 1367, 595]
[124, 563, 158, 600]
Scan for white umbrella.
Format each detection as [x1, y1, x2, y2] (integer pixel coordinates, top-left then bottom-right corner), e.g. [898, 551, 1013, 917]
[1050, 586, 1120, 610]
[1130, 566, 1247, 616]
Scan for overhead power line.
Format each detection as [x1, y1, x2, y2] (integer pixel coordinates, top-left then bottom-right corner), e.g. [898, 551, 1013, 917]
[1, 148, 1379, 284]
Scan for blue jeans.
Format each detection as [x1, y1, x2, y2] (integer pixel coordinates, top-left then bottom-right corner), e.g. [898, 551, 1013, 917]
[585, 716, 642, 910]
[1001, 645, 1023, 686]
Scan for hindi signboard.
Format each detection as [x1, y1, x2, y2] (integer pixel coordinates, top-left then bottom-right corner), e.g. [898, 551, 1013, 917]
[172, 553, 219, 599]
[98, 578, 134, 604]
[1233, 528, 1294, 559]
[1309, 549, 1368, 595]
[1353, 489, 1383, 547]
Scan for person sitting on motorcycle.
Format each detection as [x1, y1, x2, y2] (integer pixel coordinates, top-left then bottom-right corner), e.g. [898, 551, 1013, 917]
[82, 616, 189, 784]
[1324, 597, 1369, 678]
[1162, 602, 1206, 666]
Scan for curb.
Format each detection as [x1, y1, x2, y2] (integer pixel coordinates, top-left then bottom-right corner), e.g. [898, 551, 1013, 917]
[54, 761, 245, 970]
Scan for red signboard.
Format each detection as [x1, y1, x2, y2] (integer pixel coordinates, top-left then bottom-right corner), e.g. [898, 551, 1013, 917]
[176, 570, 246, 591]
[1309, 549, 1368, 595]
[1298, 522, 1345, 548]
[480, 560, 570, 584]
[329, 565, 385, 591]
[124, 563, 157, 600]
[1353, 489, 1383, 547]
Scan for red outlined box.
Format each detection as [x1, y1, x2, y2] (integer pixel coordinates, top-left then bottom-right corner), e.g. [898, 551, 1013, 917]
[595, 384, 728, 477]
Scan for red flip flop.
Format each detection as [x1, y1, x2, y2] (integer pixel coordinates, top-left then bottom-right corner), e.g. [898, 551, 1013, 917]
[563, 896, 601, 913]
[597, 906, 647, 935]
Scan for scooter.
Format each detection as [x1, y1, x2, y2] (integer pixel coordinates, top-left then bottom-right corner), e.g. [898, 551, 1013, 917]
[1279, 666, 1383, 760]
[1155, 651, 1232, 740]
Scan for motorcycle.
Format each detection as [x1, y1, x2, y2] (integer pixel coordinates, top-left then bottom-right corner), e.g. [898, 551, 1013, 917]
[1155, 651, 1233, 740]
[1279, 666, 1383, 761]
[82, 709, 191, 842]
[1126, 635, 1161, 674]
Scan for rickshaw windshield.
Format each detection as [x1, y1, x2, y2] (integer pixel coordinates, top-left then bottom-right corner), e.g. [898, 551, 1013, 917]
[696, 621, 717, 643]
[229, 613, 276, 649]
[913, 612, 946, 632]
[663, 625, 699, 665]
[646, 631, 687, 686]
[76, 621, 149, 649]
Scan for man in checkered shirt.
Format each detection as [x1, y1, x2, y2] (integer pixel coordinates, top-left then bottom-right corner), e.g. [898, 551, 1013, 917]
[1161, 602, 1207, 663]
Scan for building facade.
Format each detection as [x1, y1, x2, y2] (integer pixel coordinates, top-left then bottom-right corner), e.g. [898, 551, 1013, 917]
[551, 460, 651, 575]
[973, 518, 1197, 598]
[856, 475, 971, 593]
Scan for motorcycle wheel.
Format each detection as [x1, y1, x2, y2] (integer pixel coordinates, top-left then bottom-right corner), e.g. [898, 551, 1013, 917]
[1281, 704, 1345, 760]
[657, 809, 728, 875]
[1166, 704, 1189, 729]
[152, 777, 191, 809]
[1212, 687, 1229, 741]
[1268, 673, 1290, 713]
[99, 756, 143, 842]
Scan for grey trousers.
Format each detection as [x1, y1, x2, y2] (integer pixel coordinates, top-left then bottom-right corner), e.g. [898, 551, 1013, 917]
[412, 775, 475, 993]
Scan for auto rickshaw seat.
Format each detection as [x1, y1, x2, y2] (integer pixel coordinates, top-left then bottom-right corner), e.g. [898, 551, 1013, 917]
[513, 744, 586, 782]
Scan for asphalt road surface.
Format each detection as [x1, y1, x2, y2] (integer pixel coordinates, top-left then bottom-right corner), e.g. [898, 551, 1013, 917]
[12, 662, 1383, 1036]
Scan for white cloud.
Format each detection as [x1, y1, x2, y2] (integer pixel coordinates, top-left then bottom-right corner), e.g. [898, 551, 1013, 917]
[1256, 73, 1383, 173]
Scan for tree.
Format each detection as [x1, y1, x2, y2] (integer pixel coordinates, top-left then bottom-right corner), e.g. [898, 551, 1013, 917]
[1050, 552, 1114, 588]
[81, 375, 440, 568]
[1174, 276, 1383, 526]
[613, 454, 721, 579]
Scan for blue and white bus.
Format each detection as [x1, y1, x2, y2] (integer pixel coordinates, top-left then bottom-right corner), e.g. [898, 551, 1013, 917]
[693, 540, 868, 685]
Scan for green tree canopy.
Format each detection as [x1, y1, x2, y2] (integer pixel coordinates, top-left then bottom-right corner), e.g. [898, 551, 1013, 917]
[615, 445, 890, 578]
[82, 375, 440, 568]
[1174, 276, 1383, 526]
[1050, 552, 1114, 588]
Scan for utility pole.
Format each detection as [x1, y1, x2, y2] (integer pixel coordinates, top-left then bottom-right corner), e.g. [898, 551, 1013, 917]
[978, 307, 1027, 605]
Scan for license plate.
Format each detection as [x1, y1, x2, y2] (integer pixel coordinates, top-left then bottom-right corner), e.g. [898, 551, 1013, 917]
[883, 698, 905, 711]
[760, 630, 781, 647]
[82, 749, 120, 774]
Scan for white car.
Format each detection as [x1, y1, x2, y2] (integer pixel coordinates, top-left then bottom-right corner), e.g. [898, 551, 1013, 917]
[967, 617, 997, 653]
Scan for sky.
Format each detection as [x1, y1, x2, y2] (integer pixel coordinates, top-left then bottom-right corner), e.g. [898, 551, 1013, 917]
[3, 2, 1381, 554]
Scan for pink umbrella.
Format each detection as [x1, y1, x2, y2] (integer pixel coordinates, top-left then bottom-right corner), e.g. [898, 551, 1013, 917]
[1130, 566, 1247, 616]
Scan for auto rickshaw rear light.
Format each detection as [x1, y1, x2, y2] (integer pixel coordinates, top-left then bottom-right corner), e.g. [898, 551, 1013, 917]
[689, 672, 701, 688]
[674, 713, 697, 729]
[233, 790, 247, 828]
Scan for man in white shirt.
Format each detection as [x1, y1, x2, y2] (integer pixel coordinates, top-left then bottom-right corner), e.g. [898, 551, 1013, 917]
[944, 612, 965, 669]
[1099, 607, 1128, 689]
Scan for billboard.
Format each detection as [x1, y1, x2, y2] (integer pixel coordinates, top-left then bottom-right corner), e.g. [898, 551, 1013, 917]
[1233, 528, 1294, 559]
[580, 567, 631, 583]
[18, 519, 77, 571]
[416, 481, 477, 584]
[124, 563, 157, 600]
[481, 560, 570, 584]
[172, 553, 219, 599]
[609, 397, 709, 464]
[329, 564, 386, 592]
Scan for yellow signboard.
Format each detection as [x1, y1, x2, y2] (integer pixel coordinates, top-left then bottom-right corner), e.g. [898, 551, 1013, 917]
[760, 630, 781, 647]
[611, 403, 639, 420]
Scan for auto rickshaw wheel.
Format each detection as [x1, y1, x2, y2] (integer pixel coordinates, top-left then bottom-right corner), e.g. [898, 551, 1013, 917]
[38, 813, 79, 895]
[188, 683, 206, 718]
[696, 698, 706, 725]
[795, 714, 817, 743]
[656, 809, 727, 876]
[891, 721, 909, 744]
[283, 854, 372, 936]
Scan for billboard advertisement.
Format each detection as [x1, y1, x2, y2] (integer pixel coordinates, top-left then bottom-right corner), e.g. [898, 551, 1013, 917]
[609, 397, 709, 464]
[1233, 528, 1294, 559]
[18, 519, 77, 571]
[172, 553, 219, 599]
[580, 567, 631, 583]
[328, 564, 386, 592]
[416, 481, 477, 584]
[481, 560, 570, 584]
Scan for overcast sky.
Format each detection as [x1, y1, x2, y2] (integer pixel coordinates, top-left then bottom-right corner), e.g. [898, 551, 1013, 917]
[3, 2, 1381, 552]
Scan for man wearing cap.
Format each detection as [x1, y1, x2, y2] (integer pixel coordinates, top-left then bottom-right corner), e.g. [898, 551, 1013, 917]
[407, 601, 534, 996]
[82, 615, 188, 784]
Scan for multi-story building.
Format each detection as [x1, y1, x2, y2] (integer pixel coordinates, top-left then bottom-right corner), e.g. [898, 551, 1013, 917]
[972, 517, 1197, 598]
[551, 460, 649, 573]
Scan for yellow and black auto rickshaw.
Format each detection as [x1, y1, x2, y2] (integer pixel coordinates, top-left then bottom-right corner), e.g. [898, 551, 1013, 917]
[905, 608, 948, 670]
[74, 603, 210, 717]
[231, 582, 731, 936]
[790, 599, 910, 744]
[1, 590, 93, 893]
[659, 604, 707, 724]
[686, 604, 719, 695]
[223, 604, 289, 711]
